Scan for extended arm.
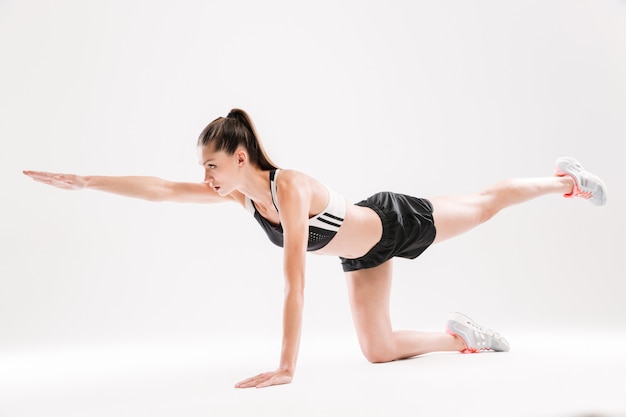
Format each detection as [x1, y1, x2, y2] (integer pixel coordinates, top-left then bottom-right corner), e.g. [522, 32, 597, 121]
[23, 170, 228, 203]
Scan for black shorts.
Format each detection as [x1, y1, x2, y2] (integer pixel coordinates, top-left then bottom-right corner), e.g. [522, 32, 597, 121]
[340, 192, 437, 272]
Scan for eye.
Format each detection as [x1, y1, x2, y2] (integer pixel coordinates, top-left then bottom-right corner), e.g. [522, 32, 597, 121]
[206, 164, 216, 169]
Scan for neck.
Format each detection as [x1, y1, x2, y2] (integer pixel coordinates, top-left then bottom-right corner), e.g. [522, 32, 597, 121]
[237, 167, 274, 204]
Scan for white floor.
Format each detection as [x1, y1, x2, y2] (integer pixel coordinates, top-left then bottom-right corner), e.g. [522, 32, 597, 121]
[1, 332, 625, 417]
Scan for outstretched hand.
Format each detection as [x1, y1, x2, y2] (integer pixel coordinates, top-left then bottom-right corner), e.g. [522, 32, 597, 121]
[235, 368, 293, 389]
[23, 171, 86, 190]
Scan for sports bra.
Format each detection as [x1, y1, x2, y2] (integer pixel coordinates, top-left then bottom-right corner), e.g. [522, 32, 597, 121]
[244, 169, 346, 251]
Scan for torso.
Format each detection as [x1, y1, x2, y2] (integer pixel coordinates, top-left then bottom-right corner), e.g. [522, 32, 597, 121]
[315, 202, 382, 258]
[231, 169, 382, 259]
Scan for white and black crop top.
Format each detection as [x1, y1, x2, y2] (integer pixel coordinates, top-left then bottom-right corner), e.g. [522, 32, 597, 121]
[244, 169, 346, 251]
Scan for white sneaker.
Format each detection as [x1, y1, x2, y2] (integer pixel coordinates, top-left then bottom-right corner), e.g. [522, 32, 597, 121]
[446, 312, 510, 353]
[555, 156, 607, 206]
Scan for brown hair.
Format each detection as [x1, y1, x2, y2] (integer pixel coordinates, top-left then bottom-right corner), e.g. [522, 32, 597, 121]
[197, 108, 278, 170]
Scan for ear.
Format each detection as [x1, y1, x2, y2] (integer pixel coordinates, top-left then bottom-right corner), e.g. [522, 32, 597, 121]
[235, 148, 248, 167]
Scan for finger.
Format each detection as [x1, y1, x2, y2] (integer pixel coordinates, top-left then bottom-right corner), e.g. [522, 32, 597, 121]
[235, 379, 265, 389]
[51, 174, 70, 183]
[236, 372, 267, 384]
[31, 177, 53, 185]
[24, 170, 52, 177]
[30, 175, 67, 187]
[253, 376, 276, 389]
[235, 381, 258, 389]
[256, 375, 290, 389]
[24, 171, 55, 181]
[235, 373, 269, 388]
[255, 379, 274, 389]
[23, 170, 42, 179]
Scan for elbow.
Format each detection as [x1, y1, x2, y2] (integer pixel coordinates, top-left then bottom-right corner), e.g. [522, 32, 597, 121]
[284, 279, 305, 299]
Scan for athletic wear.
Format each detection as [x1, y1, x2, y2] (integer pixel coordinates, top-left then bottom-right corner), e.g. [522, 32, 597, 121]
[340, 192, 437, 272]
[446, 312, 510, 353]
[555, 157, 607, 206]
[245, 169, 346, 251]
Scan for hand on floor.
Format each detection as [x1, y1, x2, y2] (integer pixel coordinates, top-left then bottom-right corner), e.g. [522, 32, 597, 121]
[235, 368, 293, 389]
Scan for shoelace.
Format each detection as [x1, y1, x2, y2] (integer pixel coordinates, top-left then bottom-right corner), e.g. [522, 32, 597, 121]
[466, 321, 505, 347]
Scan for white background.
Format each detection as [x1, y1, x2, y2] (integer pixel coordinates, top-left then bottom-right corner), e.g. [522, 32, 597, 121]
[1, 1, 625, 416]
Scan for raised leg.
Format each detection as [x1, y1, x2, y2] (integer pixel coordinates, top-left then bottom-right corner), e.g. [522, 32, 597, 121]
[344, 260, 465, 363]
[430, 176, 574, 243]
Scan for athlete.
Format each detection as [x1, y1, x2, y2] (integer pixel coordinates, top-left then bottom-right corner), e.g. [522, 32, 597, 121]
[23, 108, 607, 389]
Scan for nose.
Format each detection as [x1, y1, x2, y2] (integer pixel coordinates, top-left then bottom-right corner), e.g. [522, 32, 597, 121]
[204, 170, 213, 184]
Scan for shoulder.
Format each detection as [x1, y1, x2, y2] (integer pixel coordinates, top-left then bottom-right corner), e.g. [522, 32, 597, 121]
[275, 169, 317, 197]
[274, 169, 315, 210]
[276, 169, 310, 186]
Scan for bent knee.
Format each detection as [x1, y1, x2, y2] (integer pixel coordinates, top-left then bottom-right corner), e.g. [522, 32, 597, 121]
[477, 200, 500, 224]
[363, 351, 395, 364]
[360, 342, 396, 364]
[476, 192, 503, 224]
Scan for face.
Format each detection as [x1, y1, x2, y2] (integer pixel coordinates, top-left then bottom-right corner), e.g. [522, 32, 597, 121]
[198, 145, 247, 196]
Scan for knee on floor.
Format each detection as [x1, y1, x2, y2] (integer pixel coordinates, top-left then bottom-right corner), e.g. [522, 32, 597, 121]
[360, 343, 396, 364]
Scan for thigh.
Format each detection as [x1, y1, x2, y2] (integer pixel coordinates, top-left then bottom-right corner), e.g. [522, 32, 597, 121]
[344, 260, 395, 350]
[429, 194, 492, 243]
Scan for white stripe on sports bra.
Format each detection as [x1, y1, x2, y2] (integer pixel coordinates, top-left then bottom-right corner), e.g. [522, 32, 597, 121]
[244, 169, 345, 232]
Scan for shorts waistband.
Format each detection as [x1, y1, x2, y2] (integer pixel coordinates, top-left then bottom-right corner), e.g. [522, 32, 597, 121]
[339, 198, 396, 271]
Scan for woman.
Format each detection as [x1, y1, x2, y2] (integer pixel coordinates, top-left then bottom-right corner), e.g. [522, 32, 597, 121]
[23, 108, 607, 389]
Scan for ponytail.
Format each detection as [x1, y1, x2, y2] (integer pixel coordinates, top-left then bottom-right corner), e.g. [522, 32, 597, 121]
[198, 108, 278, 171]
